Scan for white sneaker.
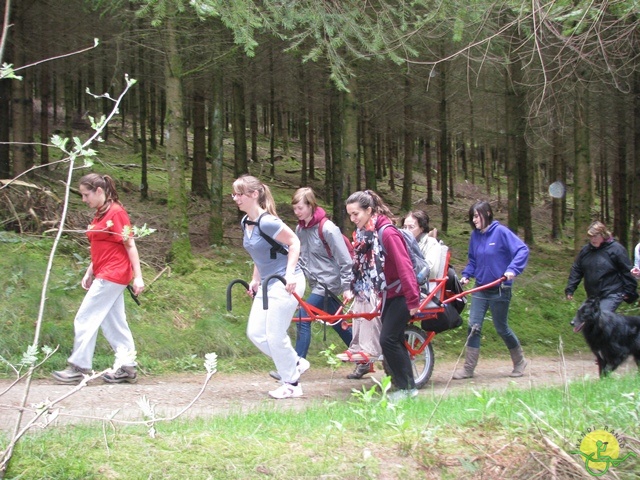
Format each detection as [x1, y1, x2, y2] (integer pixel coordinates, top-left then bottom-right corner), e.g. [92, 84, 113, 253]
[387, 388, 419, 403]
[297, 357, 310, 376]
[269, 383, 303, 399]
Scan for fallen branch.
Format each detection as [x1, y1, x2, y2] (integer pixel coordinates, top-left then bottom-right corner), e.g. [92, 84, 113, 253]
[148, 265, 171, 287]
[542, 436, 592, 478]
[1, 191, 22, 233]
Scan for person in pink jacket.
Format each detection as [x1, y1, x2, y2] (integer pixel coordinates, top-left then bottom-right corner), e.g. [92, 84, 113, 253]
[345, 190, 420, 402]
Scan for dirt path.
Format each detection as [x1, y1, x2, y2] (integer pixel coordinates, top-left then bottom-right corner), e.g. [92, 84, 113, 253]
[1, 353, 635, 431]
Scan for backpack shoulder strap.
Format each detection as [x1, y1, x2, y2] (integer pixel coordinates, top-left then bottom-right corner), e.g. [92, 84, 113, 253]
[377, 223, 394, 254]
[243, 212, 288, 259]
[317, 217, 333, 258]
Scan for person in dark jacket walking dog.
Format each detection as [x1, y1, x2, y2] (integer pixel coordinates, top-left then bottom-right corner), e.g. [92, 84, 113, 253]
[565, 221, 638, 312]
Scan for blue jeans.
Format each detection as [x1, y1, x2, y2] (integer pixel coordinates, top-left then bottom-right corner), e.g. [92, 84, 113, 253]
[295, 293, 353, 358]
[467, 286, 520, 350]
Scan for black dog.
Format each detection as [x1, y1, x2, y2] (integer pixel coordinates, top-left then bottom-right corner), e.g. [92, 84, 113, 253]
[571, 297, 640, 377]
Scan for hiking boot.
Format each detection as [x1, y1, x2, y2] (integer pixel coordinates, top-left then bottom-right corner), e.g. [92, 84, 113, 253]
[347, 362, 372, 379]
[52, 364, 91, 384]
[509, 345, 528, 377]
[452, 347, 480, 380]
[268, 382, 303, 399]
[103, 366, 138, 384]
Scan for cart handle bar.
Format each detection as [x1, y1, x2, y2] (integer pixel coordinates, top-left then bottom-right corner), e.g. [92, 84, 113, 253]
[443, 276, 506, 305]
[226, 275, 294, 310]
[226, 279, 251, 311]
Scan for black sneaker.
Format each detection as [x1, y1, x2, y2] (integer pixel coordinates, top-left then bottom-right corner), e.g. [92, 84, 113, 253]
[52, 364, 91, 384]
[103, 366, 138, 384]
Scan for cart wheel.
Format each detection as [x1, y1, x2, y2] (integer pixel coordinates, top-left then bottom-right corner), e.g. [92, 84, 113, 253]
[382, 325, 435, 390]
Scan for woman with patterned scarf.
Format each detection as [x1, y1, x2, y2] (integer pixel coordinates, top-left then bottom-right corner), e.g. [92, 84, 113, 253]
[345, 190, 421, 401]
[335, 217, 383, 379]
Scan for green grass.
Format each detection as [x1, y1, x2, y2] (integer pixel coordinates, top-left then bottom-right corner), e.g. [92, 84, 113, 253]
[3, 372, 639, 479]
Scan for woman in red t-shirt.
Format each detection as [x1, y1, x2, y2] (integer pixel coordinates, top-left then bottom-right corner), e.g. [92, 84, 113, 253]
[52, 174, 144, 384]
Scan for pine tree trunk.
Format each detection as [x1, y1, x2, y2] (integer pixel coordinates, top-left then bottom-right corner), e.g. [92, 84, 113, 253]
[632, 70, 640, 249]
[401, 76, 413, 212]
[298, 63, 308, 185]
[149, 58, 157, 151]
[323, 98, 332, 202]
[362, 108, 376, 190]
[250, 97, 258, 163]
[330, 84, 344, 228]
[39, 63, 50, 168]
[209, 69, 225, 245]
[191, 89, 209, 197]
[613, 90, 629, 249]
[438, 56, 449, 233]
[138, 38, 148, 200]
[425, 138, 433, 204]
[164, 15, 193, 272]
[509, 57, 532, 243]
[11, 11, 34, 177]
[469, 100, 476, 184]
[269, 47, 276, 177]
[387, 130, 396, 192]
[232, 56, 248, 178]
[343, 84, 358, 199]
[551, 116, 563, 240]
[308, 91, 315, 180]
[504, 66, 519, 233]
[573, 84, 592, 254]
[0, 78, 10, 178]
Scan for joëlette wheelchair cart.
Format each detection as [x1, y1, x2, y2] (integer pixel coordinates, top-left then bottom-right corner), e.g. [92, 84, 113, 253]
[226, 244, 505, 389]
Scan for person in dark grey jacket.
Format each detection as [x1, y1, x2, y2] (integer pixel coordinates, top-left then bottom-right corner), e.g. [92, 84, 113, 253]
[565, 221, 638, 312]
[267, 188, 354, 382]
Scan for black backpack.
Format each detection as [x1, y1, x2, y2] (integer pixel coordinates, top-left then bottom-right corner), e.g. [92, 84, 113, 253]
[445, 267, 467, 314]
[421, 267, 466, 333]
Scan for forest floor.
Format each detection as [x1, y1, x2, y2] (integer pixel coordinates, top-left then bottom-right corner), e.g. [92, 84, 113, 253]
[2, 352, 637, 432]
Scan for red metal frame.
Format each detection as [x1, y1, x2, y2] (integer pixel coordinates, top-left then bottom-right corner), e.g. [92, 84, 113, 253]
[227, 249, 505, 363]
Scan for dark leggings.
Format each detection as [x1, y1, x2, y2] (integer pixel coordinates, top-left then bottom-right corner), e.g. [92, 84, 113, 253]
[380, 296, 415, 390]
